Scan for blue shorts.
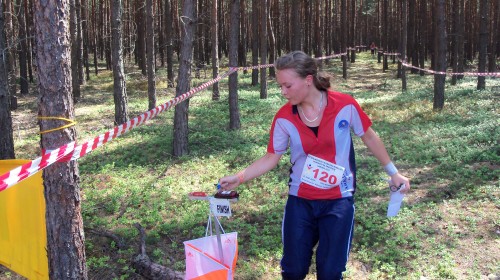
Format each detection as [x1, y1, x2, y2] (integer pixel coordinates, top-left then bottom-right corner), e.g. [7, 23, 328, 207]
[281, 195, 355, 280]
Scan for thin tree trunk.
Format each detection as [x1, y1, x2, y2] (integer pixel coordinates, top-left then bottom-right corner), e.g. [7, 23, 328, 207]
[251, 0, 259, 86]
[76, 0, 85, 84]
[82, 0, 90, 81]
[267, 6, 276, 77]
[136, 0, 146, 75]
[451, 0, 460, 85]
[477, 0, 488, 90]
[433, 0, 446, 110]
[456, 0, 464, 79]
[400, 0, 407, 91]
[211, 0, 219, 100]
[165, 0, 174, 87]
[5, 0, 17, 98]
[291, 0, 300, 50]
[70, 0, 81, 101]
[17, 0, 29, 95]
[33, 0, 86, 278]
[112, 0, 129, 125]
[173, 0, 195, 157]
[0, 3, 15, 159]
[146, 0, 156, 109]
[93, 0, 98, 75]
[260, 0, 268, 99]
[229, 0, 240, 130]
[489, 0, 499, 72]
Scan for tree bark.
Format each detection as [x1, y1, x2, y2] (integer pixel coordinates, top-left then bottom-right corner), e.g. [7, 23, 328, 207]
[229, 0, 240, 130]
[211, 0, 220, 100]
[291, 0, 301, 50]
[0, 3, 15, 159]
[489, 0, 499, 72]
[251, 0, 259, 86]
[260, 0, 268, 99]
[4, 0, 17, 98]
[477, 0, 488, 90]
[433, 0, 446, 110]
[111, 0, 129, 125]
[135, 0, 146, 75]
[173, 0, 195, 157]
[165, 0, 174, 87]
[146, 0, 157, 109]
[400, 0, 407, 91]
[16, 0, 29, 95]
[70, 0, 81, 101]
[33, 0, 87, 278]
[82, 0, 91, 81]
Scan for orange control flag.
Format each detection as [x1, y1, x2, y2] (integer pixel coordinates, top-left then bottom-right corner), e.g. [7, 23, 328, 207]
[0, 160, 48, 279]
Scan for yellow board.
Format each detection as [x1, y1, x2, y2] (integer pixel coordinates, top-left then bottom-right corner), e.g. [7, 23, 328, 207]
[0, 160, 48, 279]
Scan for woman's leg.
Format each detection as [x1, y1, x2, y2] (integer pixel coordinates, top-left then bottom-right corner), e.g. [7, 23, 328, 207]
[281, 196, 318, 280]
[315, 197, 355, 280]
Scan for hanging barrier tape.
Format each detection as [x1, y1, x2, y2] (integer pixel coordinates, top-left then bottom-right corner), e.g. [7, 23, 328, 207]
[0, 53, 348, 192]
[0, 68, 237, 192]
[400, 59, 500, 77]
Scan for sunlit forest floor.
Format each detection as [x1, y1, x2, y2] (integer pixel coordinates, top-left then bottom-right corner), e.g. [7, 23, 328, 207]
[2, 52, 499, 279]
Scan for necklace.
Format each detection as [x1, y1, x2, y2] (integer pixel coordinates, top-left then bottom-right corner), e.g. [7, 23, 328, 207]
[298, 92, 324, 123]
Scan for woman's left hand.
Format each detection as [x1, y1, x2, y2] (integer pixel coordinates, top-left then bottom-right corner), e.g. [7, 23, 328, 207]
[390, 173, 411, 193]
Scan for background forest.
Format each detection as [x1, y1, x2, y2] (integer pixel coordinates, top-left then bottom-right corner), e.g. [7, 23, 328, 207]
[0, 0, 499, 279]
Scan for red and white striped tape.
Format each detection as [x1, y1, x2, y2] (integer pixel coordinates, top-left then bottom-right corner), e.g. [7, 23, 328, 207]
[0, 68, 237, 192]
[400, 60, 500, 77]
[0, 53, 348, 192]
[0, 142, 77, 191]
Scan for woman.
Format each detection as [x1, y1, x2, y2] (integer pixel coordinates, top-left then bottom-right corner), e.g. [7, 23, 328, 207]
[370, 42, 377, 57]
[218, 51, 410, 280]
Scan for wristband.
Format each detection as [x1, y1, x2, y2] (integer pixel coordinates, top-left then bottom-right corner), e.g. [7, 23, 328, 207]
[237, 171, 245, 184]
[384, 162, 398, 176]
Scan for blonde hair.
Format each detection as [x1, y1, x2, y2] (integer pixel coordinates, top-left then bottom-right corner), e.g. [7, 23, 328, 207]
[274, 51, 331, 91]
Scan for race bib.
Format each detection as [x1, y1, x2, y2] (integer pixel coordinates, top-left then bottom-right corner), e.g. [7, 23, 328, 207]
[300, 155, 345, 189]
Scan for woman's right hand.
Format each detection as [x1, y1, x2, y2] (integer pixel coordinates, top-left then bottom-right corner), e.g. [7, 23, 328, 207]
[218, 174, 241, 191]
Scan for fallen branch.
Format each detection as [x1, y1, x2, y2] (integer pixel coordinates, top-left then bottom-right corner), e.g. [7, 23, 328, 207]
[131, 223, 185, 280]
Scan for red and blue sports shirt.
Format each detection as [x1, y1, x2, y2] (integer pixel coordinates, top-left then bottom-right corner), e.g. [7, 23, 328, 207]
[267, 90, 372, 200]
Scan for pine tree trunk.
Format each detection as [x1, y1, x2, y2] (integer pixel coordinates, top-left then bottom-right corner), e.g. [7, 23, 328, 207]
[451, 0, 460, 85]
[433, 0, 446, 110]
[165, 0, 174, 87]
[70, 0, 81, 101]
[229, 0, 240, 130]
[82, 0, 91, 81]
[0, 3, 15, 159]
[5, 0, 17, 98]
[146, 0, 157, 109]
[173, 0, 195, 157]
[211, 0, 220, 100]
[477, 0, 488, 90]
[33, 0, 87, 277]
[111, 0, 129, 125]
[251, 0, 259, 86]
[16, 0, 29, 95]
[401, 0, 407, 90]
[291, 0, 300, 50]
[260, 0, 268, 99]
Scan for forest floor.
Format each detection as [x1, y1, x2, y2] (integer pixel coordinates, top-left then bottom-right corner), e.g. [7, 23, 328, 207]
[1, 52, 499, 280]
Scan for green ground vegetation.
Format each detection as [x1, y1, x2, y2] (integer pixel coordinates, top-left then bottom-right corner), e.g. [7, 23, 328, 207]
[5, 52, 500, 279]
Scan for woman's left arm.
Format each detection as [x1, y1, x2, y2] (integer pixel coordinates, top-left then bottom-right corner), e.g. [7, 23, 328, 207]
[361, 127, 411, 192]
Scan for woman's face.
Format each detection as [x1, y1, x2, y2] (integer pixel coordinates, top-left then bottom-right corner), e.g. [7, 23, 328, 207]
[276, 69, 310, 105]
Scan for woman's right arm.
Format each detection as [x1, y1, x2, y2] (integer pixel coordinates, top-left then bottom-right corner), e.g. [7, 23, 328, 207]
[218, 152, 283, 191]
